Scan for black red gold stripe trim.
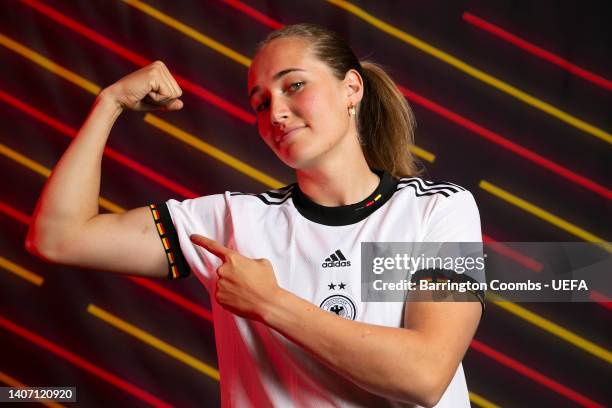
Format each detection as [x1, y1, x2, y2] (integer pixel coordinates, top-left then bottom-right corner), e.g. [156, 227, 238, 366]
[149, 203, 191, 280]
[410, 268, 486, 315]
[292, 169, 397, 226]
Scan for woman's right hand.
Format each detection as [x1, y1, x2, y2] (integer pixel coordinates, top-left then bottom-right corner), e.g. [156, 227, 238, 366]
[103, 60, 183, 112]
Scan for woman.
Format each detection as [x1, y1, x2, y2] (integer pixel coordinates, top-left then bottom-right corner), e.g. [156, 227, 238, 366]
[27, 24, 483, 407]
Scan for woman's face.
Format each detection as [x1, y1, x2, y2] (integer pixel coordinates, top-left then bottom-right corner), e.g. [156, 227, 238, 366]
[248, 37, 359, 170]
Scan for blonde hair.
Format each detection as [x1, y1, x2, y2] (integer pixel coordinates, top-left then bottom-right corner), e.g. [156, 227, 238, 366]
[256, 23, 421, 178]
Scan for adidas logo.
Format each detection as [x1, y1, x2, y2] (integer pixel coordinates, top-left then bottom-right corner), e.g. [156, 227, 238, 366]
[322, 250, 351, 268]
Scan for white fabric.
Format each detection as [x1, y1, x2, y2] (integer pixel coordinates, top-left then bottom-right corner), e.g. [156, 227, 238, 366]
[165, 180, 481, 407]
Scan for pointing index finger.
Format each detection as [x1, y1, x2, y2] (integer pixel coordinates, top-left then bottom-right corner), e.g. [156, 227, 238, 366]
[190, 234, 231, 259]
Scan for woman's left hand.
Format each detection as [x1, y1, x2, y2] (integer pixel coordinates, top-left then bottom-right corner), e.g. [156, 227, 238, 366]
[190, 234, 281, 321]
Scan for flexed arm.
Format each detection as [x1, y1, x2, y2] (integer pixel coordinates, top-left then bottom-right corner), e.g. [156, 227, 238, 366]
[26, 61, 183, 278]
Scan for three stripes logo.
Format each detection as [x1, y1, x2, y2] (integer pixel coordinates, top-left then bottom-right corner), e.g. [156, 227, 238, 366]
[322, 250, 351, 268]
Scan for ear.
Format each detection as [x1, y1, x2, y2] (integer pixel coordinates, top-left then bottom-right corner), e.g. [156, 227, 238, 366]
[343, 69, 364, 106]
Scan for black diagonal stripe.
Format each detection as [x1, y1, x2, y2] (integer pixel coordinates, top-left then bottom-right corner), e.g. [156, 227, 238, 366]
[262, 192, 292, 199]
[422, 179, 465, 191]
[263, 187, 295, 199]
[420, 179, 461, 192]
[330, 254, 339, 261]
[397, 183, 451, 197]
[397, 180, 456, 197]
[398, 178, 460, 193]
[230, 184, 295, 201]
[403, 178, 461, 194]
[325, 257, 332, 262]
[397, 179, 445, 194]
[230, 191, 294, 205]
[396, 181, 452, 196]
[335, 250, 346, 260]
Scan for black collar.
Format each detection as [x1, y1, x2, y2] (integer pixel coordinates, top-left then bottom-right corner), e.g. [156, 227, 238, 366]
[292, 169, 398, 226]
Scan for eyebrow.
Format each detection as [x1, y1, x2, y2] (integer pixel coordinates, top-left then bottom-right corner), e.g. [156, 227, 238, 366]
[249, 68, 306, 100]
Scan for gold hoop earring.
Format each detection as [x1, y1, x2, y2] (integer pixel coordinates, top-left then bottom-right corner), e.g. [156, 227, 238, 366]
[348, 104, 356, 116]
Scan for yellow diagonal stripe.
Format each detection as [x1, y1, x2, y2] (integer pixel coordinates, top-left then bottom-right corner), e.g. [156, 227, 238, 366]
[479, 180, 611, 252]
[0, 33, 101, 94]
[326, 0, 612, 144]
[121, 0, 252, 67]
[109, 5, 438, 164]
[489, 293, 612, 364]
[144, 114, 284, 188]
[0, 142, 124, 214]
[0, 370, 65, 408]
[87, 303, 220, 381]
[1, 33, 286, 189]
[0, 142, 51, 177]
[409, 144, 435, 163]
[0, 256, 44, 286]
[469, 391, 500, 408]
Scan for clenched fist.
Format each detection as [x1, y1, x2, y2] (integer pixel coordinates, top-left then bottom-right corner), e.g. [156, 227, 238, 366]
[102, 60, 183, 112]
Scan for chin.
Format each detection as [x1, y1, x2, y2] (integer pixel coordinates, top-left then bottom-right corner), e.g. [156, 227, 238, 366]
[275, 142, 321, 170]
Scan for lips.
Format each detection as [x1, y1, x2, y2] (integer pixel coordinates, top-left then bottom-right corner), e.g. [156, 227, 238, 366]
[275, 126, 306, 145]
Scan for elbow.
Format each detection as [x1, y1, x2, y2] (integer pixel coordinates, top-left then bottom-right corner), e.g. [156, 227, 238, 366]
[419, 389, 444, 408]
[423, 375, 452, 408]
[24, 230, 52, 262]
[25, 223, 66, 264]
[398, 372, 447, 408]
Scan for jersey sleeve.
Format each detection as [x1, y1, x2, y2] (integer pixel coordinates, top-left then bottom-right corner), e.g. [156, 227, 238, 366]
[422, 190, 482, 243]
[148, 194, 229, 288]
[413, 190, 486, 313]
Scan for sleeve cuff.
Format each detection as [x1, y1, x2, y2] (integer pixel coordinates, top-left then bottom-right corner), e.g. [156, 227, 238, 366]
[410, 268, 486, 316]
[149, 203, 192, 280]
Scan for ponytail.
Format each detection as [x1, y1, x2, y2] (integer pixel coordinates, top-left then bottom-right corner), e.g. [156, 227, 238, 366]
[256, 24, 422, 178]
[358, 61, 419, 178]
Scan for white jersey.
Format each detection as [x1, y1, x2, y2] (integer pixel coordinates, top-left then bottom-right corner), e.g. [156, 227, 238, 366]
[149, 170, 484, 407]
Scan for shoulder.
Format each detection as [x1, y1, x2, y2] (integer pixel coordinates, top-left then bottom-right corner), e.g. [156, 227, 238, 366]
[164, 193, 228, 223]
[390, 177, 480, 228]
[392, 177, 482, 241]
[394, 176, 468, 198]
[166, 184, 297, 220]
[229, 183, 296, 206]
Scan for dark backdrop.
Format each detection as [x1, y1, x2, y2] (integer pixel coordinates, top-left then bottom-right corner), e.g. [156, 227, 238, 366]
[1, 1, 610, 407]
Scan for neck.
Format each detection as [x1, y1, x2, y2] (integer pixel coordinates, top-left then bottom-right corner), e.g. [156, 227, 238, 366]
[296, 156, 380, 207]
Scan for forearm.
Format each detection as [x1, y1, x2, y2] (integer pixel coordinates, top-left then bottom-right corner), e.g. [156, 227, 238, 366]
[261, 289, 436, 405]
[26, 90, 123, 254]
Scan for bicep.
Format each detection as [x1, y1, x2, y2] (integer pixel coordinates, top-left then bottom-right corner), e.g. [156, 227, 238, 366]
[58, 206, 168, 278]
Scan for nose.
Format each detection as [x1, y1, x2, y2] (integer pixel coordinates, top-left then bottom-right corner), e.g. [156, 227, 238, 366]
[270, 96, 289, 127]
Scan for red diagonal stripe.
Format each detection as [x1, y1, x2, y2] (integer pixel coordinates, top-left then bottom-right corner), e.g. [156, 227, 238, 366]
[0, 201, 31, 225]
[220, 0, 283, 30]
[20, 0, 255, 124]
[589, 290, 612, 310]
[463, 12, 612, 91]
[214, 2, 611, 200]
[0, 313, 173, 408]
[398, 85, 612, 200]
[0, 201, 216, 322]
[471, 339, 604, 407]
[128, 277, 213, 322]
[0, 88, 198, 198]
[482, 234, 543, 272]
